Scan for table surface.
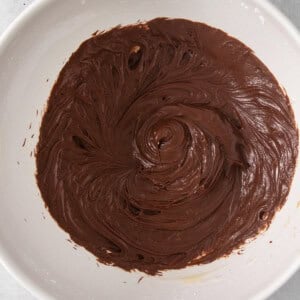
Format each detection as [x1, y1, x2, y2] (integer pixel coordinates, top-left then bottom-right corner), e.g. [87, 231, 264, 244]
[0, 0, 300, 299]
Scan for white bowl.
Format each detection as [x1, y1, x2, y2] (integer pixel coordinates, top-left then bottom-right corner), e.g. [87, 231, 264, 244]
[0, 0, 299, 299]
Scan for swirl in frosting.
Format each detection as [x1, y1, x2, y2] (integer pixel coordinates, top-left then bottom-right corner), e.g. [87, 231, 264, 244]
[36, 18, 298, 275]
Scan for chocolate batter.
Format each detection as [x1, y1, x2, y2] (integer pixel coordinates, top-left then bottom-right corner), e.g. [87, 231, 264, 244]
[36, 18, 298, 275]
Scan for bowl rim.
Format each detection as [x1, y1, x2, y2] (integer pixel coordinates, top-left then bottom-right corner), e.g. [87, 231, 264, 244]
[0, 0, 299, 299]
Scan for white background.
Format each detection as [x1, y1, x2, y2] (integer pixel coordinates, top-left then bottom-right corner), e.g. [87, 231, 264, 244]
[0, 0, 299, 299]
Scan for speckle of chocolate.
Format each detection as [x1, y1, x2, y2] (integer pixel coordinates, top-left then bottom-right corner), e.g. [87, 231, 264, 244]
[22, 138, 26, 147]
[138, 276, 144, 283]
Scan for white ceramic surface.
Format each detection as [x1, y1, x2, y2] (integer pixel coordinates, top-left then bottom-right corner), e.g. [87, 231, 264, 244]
[0, 0, 299, 299]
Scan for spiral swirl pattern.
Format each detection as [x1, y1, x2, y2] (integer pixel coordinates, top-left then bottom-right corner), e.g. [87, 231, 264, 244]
[36, 18, 298, 274]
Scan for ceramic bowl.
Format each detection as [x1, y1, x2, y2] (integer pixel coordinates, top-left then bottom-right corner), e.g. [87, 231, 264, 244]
[0, 0, 299, 299]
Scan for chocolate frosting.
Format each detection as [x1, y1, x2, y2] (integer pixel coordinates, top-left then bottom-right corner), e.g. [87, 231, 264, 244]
[36, 18, 298, 275]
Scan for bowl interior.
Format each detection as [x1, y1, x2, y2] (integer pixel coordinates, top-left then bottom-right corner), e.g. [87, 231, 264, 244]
[0, 0, 300, 299]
